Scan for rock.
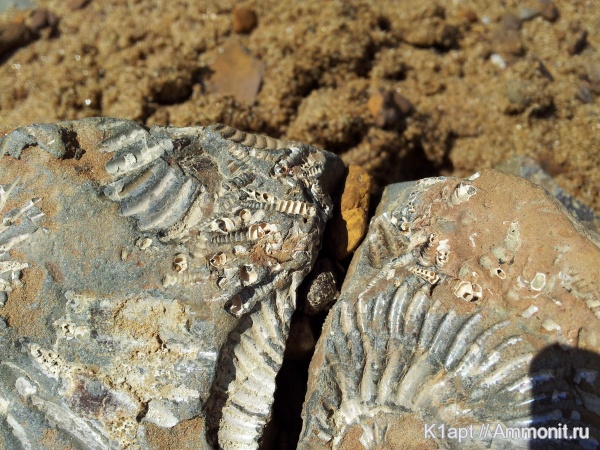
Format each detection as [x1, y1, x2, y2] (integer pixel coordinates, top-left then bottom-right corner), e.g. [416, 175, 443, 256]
[28, 8, 58, 33]
[325, 164, 372, 260]
[568, 30, 588, 56]
[0, 0, 33, 14]
[577, 84, 594, 104]
[504, 77, 553, 115]
[232, 6, 257, 34]
[367, 90, 414, 129]
[400, 4, 459, 50]
[496, 155, 600, 234]
[0, 118, 344, 450]
[0, 22, 34, 56]
[298, 257, 341, 315]
[300, 170, 600, 449]
[500, 12, 522, 31]
[68, 0, 91, 10]
[208, 39, 264, 105]
[518, 6, 540, 21]
[491, 27, 524, 57]
[538, 0, 559, 22]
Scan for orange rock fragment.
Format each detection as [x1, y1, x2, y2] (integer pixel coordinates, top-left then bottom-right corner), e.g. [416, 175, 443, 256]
[326, 164, 372, 260]
[208, 39, 264, 105]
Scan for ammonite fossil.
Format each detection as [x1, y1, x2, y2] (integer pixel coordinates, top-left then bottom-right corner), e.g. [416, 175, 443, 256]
[300, 170, 600, 449]
[0, 118, 343, 449]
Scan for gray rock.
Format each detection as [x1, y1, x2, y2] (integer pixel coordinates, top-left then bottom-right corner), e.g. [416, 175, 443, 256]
[496, 155, 600, 234]
[300, 170, 600, 449]
[0, 118, 344, 449]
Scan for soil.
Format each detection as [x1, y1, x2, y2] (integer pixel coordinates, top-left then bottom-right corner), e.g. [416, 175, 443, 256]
[0, 0, 599, 448]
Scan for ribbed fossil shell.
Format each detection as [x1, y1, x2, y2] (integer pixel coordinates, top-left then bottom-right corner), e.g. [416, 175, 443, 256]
[300, 170, 600, 449]
[0, 118, 344, 449]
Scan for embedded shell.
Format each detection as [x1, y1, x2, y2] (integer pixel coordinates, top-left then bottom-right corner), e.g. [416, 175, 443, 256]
[300, 170, 600, 449]
[0, 118, 343, 450]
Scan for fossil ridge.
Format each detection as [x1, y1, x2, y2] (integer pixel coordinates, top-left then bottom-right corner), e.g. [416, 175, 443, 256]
[300, 170, 600, 449]
[0, 118, 344, 450]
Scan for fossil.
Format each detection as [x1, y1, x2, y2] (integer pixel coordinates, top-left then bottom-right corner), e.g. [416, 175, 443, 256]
[0, 118, 344, 449]
[300, 170, 600, 449]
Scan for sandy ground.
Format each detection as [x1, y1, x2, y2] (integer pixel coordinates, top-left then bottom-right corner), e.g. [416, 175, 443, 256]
[1, 1, 599, 448]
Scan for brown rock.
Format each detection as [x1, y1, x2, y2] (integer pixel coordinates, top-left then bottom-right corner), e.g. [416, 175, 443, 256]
[298, 258, 341, 315]
[28, 9, 59, 33]
[368, 90, 414, 129]
[568, 30, 588, 56]
[0, 23, 34, 56]
[208, 39, 264, 105]
[232, 6, 257, 34]
[325, 164, 372, 260]
[538, 0, 559, 21]
[69, 0, 91, 10]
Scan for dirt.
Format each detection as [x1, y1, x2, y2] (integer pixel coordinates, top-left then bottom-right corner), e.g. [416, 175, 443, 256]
[0, 0, 598, 210]
[0, 0, 599, 448]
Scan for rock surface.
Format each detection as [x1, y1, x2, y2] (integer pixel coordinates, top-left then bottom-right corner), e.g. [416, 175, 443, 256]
[0, 118, 344, 449]
[300, 169, 600, 449]
[325, 164, 372, 261]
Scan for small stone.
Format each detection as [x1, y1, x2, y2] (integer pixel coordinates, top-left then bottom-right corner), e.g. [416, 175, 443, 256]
[490, 53, 507, 69]
[568, 30, 588, 56]
[518, 6, 540, 21]
[500, 12, 522, 31]
[576, 84, 594, 104]
[298, 258, 340, 315]
[0, 22, 34, 56]
[28, 9, 58, 33]
[68, 0, 91, 10]
[232, 6, 257, 34]
[491, 27, 524, 57]
[538, 0, 559, 22]
[208, 39, 264, 105]
[456, 8, 478, 24]
[367, 90, 413, 129]
[325, 164, 372, 260]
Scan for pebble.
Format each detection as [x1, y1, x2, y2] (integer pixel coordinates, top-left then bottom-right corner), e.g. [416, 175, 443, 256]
[500, 12, 522, 31]
[208, 39, 264, 105]
[0, 22, 34, 56]
[568, 30, 588, 56]
[576, 84, 594, 103]
[28, 9, 58, 33]
[490, 53, 506, 69]
[68, 0, 91, 10]
[232, 6, 257, 34]
[367, 90, 413, 129]
[298, 257, 340, 315]
[325, 164, 372, 260]
[538, 0, 559, 22]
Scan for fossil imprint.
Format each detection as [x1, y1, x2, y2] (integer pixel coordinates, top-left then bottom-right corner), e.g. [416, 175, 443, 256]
[0, 118, 343, 449]
[300, 172, 600, 449]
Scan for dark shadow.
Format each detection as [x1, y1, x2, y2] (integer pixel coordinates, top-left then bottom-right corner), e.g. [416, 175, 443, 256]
[529, 344, 600, 449]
